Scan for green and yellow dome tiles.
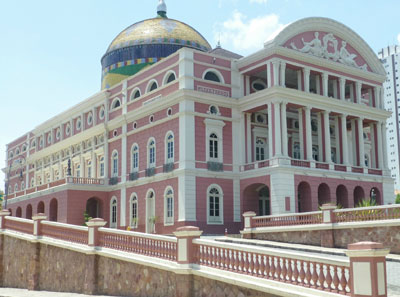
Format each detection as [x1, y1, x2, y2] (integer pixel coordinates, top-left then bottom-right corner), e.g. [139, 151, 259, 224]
[101, 1, 211, 90]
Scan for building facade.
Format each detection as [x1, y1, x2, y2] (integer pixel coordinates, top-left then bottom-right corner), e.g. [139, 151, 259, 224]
[3, 4, 395, 234]
[378, 45, 400, 192]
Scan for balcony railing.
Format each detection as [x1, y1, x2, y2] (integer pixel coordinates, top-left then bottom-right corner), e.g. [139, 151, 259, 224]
[290, 159, 310, 168]
[207, 161, 223, 172]
[163, 163, 174, 173]
[129, 172, 138, 181]
[145, 167, 155, 177]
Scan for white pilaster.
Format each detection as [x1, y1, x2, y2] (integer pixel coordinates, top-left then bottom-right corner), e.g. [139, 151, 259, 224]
[232, 109, 241, 172]
[120, 187, 126, 227]
[179, 100, 195, 169]
[334, 116, 340, 164]
[245, 76, 250, 95]
[351, 119, 357, 166]
[246, 113, 252, 162]
[121, 123, 127, 182]
[324, 111, 332, 163]
[369, 123, 376, 168]
[272, 60, 280, 86]
[179, 49, 194, 90]
[267, 62, 272, 88]
[381, 122, 388, 170]
[178, 174, 196, 221]
[270, 170, 295, 214]
[104, 131, 109, 179]
[233, 178, 241, 222]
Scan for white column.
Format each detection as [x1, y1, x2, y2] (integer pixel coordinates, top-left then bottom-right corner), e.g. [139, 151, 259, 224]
[334, 116, 340, 163]
[376, 122, 384, 169]
[178, 49, 194, 90]
[92, 107, 97, 126]
[303, 67, 310, 93]
[59, 124, 64, 141]
[267, 62, 272, 88]
[356, 81, 362, 104]
[351, 120, 357, 166]
[70, 119, 74, 136]
[120, 187, 126, 227]
[246, 113, 252, 162]
[305, 106, 312, 161]
[103, 131, 109, 179]
[298, 108, 304, 159]
[245, 76, 250, 95]
[80, 113, 85, 131]
[324, 111, 332, 163]
[357, 118, 365, 167]
[268, 103, 273, 159]
[340, 77, 346, 101]
[297, 70, 302, 91]
[179, 100, 195, 169]
[341, 114, 349, 165]
[369, 123, 376, 168]
[280, 62, 286, 87]
[368, 89, 373, 107]
[91, 149, 97, 178]
[274, 102, 282, 156]
[381, 122, 388, 169]
[281, 102, 288, 157]
[322, 72, 329, 97]
[272, 60, 280, 86]
[317, 112, 323, 161]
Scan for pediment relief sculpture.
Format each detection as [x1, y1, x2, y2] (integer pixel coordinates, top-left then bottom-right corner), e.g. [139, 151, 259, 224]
[290, 32, 368, 71]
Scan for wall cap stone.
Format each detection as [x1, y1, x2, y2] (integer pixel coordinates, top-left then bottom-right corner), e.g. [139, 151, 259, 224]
[0, 210, 11, 216]
[86, 218, 107, 227]
[32, 214, 47, 221]
[173, 226, 203, 237]
[243, 211, 257, 217]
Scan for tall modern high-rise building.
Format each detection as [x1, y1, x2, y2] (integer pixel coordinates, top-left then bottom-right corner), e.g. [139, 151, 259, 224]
[378, 45, 400, 192]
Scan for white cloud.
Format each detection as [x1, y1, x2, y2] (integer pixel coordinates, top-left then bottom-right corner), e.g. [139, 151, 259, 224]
[214, 11, 286, 54]
[249, 0, 267, 4]
[398, 33, 400, 44]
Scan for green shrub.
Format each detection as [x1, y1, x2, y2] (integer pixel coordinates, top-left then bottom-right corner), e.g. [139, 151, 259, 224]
[395, 194, 400, 204]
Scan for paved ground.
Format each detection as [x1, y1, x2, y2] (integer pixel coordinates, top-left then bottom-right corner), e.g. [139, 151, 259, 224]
[0, 288, 120, 297]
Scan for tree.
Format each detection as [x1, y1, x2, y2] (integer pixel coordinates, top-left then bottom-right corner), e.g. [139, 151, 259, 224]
[0, 190, 3, 210]
[395, 193, 400, 204]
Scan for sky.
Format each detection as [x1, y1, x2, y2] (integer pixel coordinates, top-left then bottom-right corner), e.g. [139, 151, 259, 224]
[1, 0, 400, 190]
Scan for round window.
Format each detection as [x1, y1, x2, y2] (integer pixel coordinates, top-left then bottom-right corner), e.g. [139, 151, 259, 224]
[209, 105, 218, 115]
[149, 115, 154, 123]
[76, 119, 81, 131]
[133, 122, 137, 130]
[113, 130, 118, 137]
[56, 129, 61, 140]
[167, 108, 172, 117]
[256, 115, 264, 123]
[99, 106, 105, 120]
[66, 124, 71, 136]
[87, 112, 93, 125]
[253, 82, 266, 91]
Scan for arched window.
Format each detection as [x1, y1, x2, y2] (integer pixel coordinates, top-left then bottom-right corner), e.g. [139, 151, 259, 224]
[365, 154, 369, 167]
[112, 151, 118, 177]
[164, 187, 174, 225]
[21, 181, 25, 191]
[8, 185, 12, 194]
[14, 184, 18, 192]
[252, 80, 267, 92]
[16, 148, 20, 155]
[110, 197, 117, 228]
[312, 146, 319, 162]
[99, 156, 105, 177]
[148, 139, 156, 168]
[207, 185, 223, 224]
[30, 178, 35, 188]
[131, 144, 139, 172]
[209, 133, 218, 160]
[163, 71, 176, 85]
[131, 88, 141, 101]
[130, 194, 138, 228]
[204, 71, 221, 83]
[255, 138, 265, 161]
[147, 80, 158, 93]
[111, 98, 121, 110]
[166, 133, 174, 163]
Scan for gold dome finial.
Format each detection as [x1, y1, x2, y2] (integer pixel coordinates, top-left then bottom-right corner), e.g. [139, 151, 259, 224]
[157, 0, 167, 18]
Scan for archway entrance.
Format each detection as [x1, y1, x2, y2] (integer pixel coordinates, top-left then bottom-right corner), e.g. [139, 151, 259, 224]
[16, 207, 22, 218]
[258, 186, 270, 216]
[354, 186, 365, 206]
[297, 182, 311, 212]
[370, 187, 381, 205]
[86, 197, 102, 219]
[49, 198, 58, 221]
[318, 183, 331, 206]
[336, 185, 348, 208]
[146, 191, 155, 233]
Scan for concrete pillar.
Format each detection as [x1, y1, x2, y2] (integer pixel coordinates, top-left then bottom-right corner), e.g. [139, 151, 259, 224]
[272, 60, 280, 86]
[317, 113, 323, 161]
[320, 204, 336, 248]
[298, 108, 304, 159]
[87, 218, 107, 247]
[356, 81, 362, 104]
[173, 226, 203, 265]
[324, 111, 332, 163]
[381, 123, 388, 170]
[267, 62, 272, 88]
[369, 123, 376, 168]
[346, 242, 390, 297]
[0, 210, 11, 230]
[242, 211, 256, 236]
[32, 214, 47, 237]
[268, 104, 273, 159]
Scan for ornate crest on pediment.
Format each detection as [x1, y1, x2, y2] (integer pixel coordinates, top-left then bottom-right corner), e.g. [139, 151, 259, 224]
[289, 32, 368, 71]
